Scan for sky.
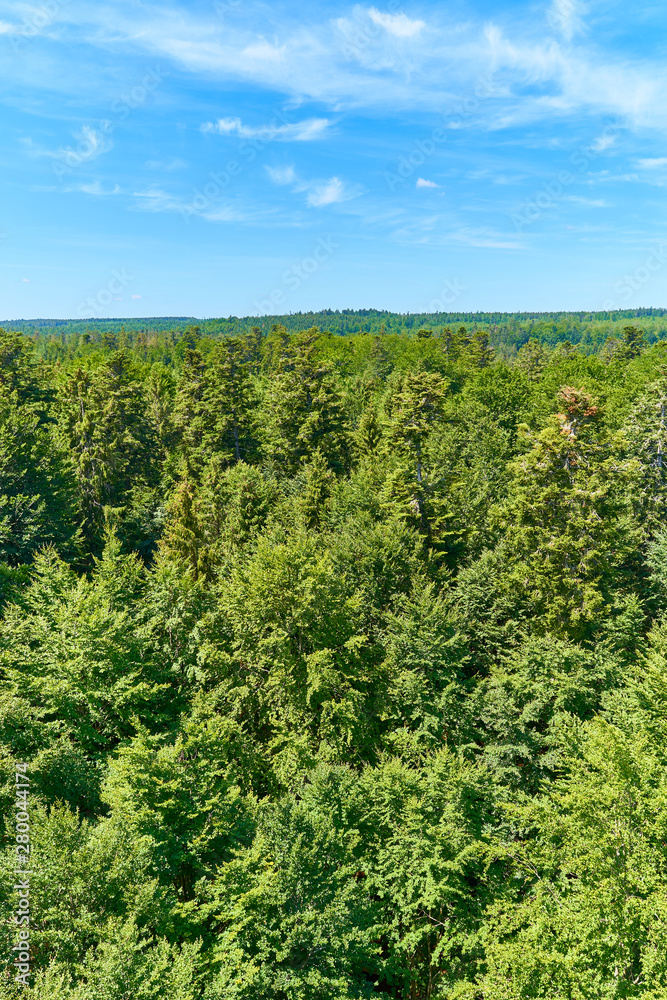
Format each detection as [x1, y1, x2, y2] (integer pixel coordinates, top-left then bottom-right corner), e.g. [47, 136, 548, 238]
[2, 0, 667, 319]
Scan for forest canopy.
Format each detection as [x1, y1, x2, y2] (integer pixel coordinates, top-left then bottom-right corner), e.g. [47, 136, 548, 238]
[1, 319, 667, 997]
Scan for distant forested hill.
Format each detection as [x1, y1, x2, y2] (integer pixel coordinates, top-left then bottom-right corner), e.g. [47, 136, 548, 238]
[4, 306, 667, 360]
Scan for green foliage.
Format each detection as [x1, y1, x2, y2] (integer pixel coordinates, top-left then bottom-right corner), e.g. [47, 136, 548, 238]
[1, 322, 667, 998]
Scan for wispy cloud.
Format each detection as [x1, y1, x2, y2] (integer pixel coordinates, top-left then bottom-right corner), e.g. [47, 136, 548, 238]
[547, 0, 586, 42]
[145, 158, 188, 171]
[590, 133, 616, 153]
[201, 116, 332, 141]
[132, 187, 247, 222]
[266, 165, 297, 185]
[26, 125, 114, 165]
[564, 195, 609, 206]
[265, 164, 359, 207]
[75, 181, 121, 196]
[368, 8, 425, 38]
[416, 178, 440, 189]
[16, 1, 667, 131]
[393, 219, 527, 250]
[637, 157, 667, 169]
[307, 177, 347, 206]
[133, 188, 176, 212]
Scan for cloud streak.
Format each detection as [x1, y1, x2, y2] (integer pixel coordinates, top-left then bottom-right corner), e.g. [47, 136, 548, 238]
[7, 1, 667, 135]
[368, 8, 425, 38]
[201, 116, 332, 141]
[265, 164, 359, 207]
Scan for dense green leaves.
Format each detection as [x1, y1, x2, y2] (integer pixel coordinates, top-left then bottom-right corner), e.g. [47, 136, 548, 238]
[3, 325, 667, 998]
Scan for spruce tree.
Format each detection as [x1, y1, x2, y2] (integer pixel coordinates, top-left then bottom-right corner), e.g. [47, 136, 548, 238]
[623, 375, 667, 538]
[497, 386, 640, 638]
[58, 351, 157, 553]
[203, 337, 256, 464]
[259, 329, 349, 475]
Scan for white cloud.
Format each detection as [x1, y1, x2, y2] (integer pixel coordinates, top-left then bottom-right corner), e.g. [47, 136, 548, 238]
[145, 158, 188, 171]
[132, 188, 184, 212]
[547, 0, 585, 42]
[563, 195, 609, 206]
[392, 219, 527, 250]
[240, 41, 286, 64]
[307, 177, 347, 207]
[9, 2, 667, 140]
[416, 178, 439, 188]
[265, 165, 359, 207]
[368, 8, 425, 38]
[590, 133, 616, 153]
[132, 187, 247, 222]
[22, 126, 113, 164]
[201, 116, 331, 141]
[266, 165, 297, 185]
[131, 294, 142, 299]
[76, 181, 121, 196]
[637, 158, 667, 169]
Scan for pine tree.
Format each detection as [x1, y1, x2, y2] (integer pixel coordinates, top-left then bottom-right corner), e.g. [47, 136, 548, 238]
[623, 375, 667, 538]
[620, 324, 646, 361]
[496, 386, 641, 638]
[0, 391, 78, 566]
[379, 369, 455, 547]
[58, 351, 157, 553]
[515, 338, 548, 381]
[470, 329, 494, 368]
[382, 369, 448, 486]
[202, 337, 256, 464]
[259, 329, 349, 475]
[0, 327, 51, 410]
[172, 346, 209, 477]
[159, 478, 207, 579]
[299, 448, 334, 529]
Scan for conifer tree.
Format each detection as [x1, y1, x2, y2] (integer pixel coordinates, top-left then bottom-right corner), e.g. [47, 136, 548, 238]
[379, 369, 451, 541]
[623, 375, 667, 538]
[203, 337, 256, 464]
[299, 448, 334, 529]
[470, 328, 494, 368]
[172, 345, 209, 477]
[497, 386, 640, 638]
[0, 393, 78, 565]
[159, 479, 207, 579]
[0, 327, 51, 410]
[59, 351, 157, 552]
[259, 329, 349, 475]
[515, 338, 549, 381]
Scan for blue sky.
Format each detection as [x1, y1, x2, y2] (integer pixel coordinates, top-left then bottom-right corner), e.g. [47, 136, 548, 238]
[2, 0, 667, 319]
